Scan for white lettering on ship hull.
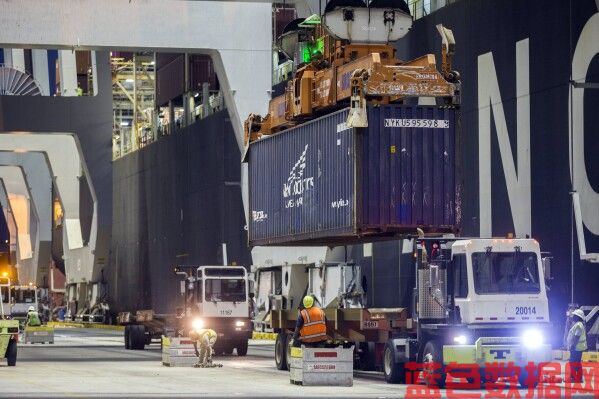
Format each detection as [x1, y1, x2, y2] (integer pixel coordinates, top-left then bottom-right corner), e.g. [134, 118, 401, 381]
[478, 38, 531, 238]
[570, 14, 599, 237]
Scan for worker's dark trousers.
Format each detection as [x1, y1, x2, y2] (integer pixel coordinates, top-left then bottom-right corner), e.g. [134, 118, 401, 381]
[569, 350, 583, 383]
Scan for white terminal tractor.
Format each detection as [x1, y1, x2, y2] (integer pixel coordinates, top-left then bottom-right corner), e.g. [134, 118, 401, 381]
[187, 266, 253, 356]
[385, 237, 552, 387]
[254, 237, 552, 387]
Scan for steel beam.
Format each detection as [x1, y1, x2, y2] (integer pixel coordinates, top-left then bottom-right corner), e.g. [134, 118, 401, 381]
[0, 0, 272, 151]
[0, 166, 38, 285]
[0, 133, 99, 284]
[0, 153, 52, 286]
[31, 50, 50, 96]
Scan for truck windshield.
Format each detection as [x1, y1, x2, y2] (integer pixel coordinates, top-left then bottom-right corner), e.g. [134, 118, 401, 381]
[205, 279, 246, 302]
[12, 288, 36, 303]
[472, 252, 540, 294]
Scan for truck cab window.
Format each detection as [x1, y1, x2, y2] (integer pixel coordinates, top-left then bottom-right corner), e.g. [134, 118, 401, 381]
[472, 252, 540, 294]
[453, 254, 468, 298]
[205, 279, 246, 302]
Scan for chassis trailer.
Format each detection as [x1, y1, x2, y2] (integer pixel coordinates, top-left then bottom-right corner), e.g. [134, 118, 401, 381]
[120, 265, 252, 355]
[258, 238, 553, 387]
[270, 306, 413, 371]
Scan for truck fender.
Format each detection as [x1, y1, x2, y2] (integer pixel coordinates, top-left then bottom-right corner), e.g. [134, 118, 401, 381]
[387, 338, 412, 364]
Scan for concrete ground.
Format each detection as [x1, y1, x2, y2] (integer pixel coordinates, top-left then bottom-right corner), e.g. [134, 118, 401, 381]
[0, 328, 596, 398]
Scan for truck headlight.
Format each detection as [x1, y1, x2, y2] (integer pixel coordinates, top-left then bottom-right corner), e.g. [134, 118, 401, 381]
[192, 318, 204, 330]
[453, 335, 467, 345]
[522, 329, 544, 349]
[235, 321, 245, 327]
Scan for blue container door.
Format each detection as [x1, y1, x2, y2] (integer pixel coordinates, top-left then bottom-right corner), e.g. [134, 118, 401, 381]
[360, 105, 456, 232]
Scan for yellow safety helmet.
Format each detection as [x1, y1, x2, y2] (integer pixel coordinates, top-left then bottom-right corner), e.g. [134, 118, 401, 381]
[303, 295, 314, 309]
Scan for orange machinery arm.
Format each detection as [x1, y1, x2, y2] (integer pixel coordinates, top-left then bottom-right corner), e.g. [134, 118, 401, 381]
[245, 24, 459, 144]
[347, 25, 460, 128]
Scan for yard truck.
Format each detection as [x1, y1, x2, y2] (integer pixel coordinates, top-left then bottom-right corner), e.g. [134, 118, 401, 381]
[9, 284, 39, 323]
[120, 265, 252, 355]
[253, 237, 552, 387]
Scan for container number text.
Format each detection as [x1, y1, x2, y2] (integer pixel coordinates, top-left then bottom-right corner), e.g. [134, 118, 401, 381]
[384, 118, 449, 129]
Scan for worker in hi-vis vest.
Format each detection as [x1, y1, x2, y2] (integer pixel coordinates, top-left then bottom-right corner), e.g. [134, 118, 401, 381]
[190, 328, 218, 367]
[567, 308, 587, 383]
[292, 295, 328, 348]
[26, 306, 42, 327]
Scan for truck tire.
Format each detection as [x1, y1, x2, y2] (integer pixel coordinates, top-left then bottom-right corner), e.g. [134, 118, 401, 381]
[6, 339, 17, 366]
[518, 368, 538, 389]
[130, 325, 146, 350]
[128, 326, 135, 349]
[475, 368, 497, 386]
[285, 334, 293, 370]
[359, 342, 377, 371]
[275, 332, 288, 370]
[136, 325, 147, 350]
[383, 340, 405, 383]
[421, 340, 445, 388]
[124, 325, 131, 349]
[237, 340, 248, 356]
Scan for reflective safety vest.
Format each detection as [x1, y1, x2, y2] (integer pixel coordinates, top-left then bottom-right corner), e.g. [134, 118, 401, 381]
[190, 328, 218, 345]
[27, 311, 41, 327]
[567, 321, 588, 352]
[299, 307, 327, 343]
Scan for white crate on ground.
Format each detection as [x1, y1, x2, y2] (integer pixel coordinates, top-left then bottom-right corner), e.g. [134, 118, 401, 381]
[161, 336, 198, 367]
[23, 326, 55, 344]
[290, 346, 354, 386]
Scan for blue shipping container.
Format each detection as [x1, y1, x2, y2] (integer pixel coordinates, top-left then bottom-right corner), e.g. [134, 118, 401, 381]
[249, 104, 458, 246]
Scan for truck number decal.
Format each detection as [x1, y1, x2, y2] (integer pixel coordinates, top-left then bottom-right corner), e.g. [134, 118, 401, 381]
[515, 306, 536, 315]
[219, 309, 233, 316]
[362, 320, 379, 329]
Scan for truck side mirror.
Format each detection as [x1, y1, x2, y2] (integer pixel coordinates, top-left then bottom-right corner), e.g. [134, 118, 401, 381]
[180, 281, 186, 296]
[542, 257, 552, 281]
[429, 264, 439, 288]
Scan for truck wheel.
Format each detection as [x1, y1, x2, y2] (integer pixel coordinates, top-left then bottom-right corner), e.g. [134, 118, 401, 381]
[131, 325, 146, 350]
[383, 340, 405, 383]
[518, 369, 538, 389]
[275, 332, 288, 370]
[6, 339, 17, 366]
[285, 334, 293, 370]
[136, 325, 147, 350]
[237, 340, 248, 356]
[421, 340, 445, 388]
[128, 326, 136, 349]
[124, 325, 131, 349]
[475, 368, 498, 386]
[359, 342, 377, 371]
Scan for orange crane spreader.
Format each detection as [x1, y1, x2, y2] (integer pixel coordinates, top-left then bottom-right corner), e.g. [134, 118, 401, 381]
[244, 4, 460, 145]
